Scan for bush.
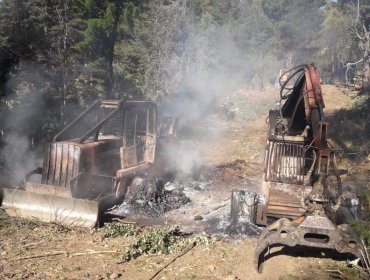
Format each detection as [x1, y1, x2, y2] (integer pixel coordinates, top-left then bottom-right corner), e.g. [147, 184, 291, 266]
[114, 225, 210, 262]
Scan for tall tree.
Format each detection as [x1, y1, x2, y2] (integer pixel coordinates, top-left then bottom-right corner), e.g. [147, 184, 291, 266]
[351, 6, 370, 89]
[316, 4, 354, 82]
[105, 0, 123, 98]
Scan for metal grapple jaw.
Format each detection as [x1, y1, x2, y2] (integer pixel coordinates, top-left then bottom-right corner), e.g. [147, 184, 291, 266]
[254, 216, 370, 273]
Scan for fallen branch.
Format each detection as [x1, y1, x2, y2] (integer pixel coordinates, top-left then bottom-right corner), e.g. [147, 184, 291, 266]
[7, 251, 67, 260]
[70, 250, 118, 257]
[326, 269, 343, 275]
[148, 242, 196, 280]
[24, 241, 45, 248]
[6, 250, 118, 261]
[111, 218, 137, 224]
[203, 199, 230, 216]
[361, 239, 370, 271]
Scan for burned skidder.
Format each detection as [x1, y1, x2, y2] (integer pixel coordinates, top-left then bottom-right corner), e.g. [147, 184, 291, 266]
[1, 100, 164, 227]
[251, 64, 369, 272]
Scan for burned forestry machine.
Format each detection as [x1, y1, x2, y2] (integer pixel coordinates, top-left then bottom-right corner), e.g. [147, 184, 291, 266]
[1, 100, 161, 227]
[254, 64, 370, 272]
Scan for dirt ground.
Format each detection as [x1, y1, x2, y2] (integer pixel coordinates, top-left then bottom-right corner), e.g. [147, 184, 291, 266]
[0, 85, 369, 280]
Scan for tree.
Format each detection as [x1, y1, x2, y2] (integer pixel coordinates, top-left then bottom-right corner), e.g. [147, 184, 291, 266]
[316, 5, 354, 82]
[350, 8, 370, 90]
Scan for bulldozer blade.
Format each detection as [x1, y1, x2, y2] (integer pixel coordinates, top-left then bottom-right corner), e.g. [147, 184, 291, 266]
[1, 187, 105, 228]
[254, 216, 370, 273]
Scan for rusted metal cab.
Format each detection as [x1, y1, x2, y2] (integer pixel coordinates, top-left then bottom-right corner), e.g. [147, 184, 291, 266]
[2, 100, 158, 227]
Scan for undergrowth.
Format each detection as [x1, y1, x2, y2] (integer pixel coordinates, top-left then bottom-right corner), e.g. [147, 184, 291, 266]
[0, 209, 72, 236]
[359, 189, 370, 221]
[231, 90, 276, 122]
[0, 208, 40, 234]
[103, 223, 142, 238]
[350, 187, 370, 244]
[329, 95, 370, 153]
[103, 223, 210, 262]
[351, 221, 370, 246]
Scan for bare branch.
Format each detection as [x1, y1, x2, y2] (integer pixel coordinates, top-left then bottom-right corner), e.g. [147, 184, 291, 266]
[344, 58, 364, 69]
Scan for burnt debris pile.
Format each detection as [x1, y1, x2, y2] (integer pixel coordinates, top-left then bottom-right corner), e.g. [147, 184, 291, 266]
[112, 176, 191, 217]
[164, 176, 212, 193]
[204, 190, 263, 237]
[205, 214, 262, 237]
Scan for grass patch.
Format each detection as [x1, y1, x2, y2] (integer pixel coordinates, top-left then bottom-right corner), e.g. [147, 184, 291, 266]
[0, 208, 10, 229]
[231, 91, 277, 122]
[340, 267, 365, 280]
[329, 95, 370, 153]
[0, 209, 73, 237]
[0, 209, 40, 234]
[351, 221, 370, 246]
[359, 189, 370, 221]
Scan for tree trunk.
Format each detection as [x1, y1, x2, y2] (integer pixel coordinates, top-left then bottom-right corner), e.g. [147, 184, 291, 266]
[363, 61, 370, 90]
[105, 0, 123, 99]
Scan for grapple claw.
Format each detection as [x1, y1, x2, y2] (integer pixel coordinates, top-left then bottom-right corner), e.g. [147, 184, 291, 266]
[254, 218, 298, 273]
[254, 215, 370, 273]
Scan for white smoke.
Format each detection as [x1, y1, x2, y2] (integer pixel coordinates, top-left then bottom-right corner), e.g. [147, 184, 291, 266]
[1, 63, 49, 183]
[152, 1, 279, 177]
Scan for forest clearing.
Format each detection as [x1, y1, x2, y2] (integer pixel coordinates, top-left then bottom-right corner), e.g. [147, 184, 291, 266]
[1, 85, 369, 280]
[0, 1, 370, 280]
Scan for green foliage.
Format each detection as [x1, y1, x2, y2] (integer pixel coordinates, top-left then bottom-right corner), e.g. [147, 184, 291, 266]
[113, 225, 210, 262]
[351, 188, 370, 249]
[0, 0, 365, 104]
[103, 223, 142, 238]
[359, 189, 370, 221]
[262, 0, 294, 22]
[0, 0, 368, 151]
[329, 96, 370, 152]
[315, 5, 356, 82]
[351, 221, 370, 246]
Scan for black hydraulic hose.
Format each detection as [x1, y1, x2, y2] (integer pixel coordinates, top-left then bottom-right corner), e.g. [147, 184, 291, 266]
[274, 64, 307, 135]
[278, 81, 302, 131]
[279, 66, 306, 100]
[279, 72, 304, 101]
[287, 91, 306, 130]
[279, 65, 306, 95]
[278, 64, 307, 86]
